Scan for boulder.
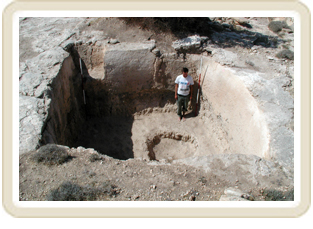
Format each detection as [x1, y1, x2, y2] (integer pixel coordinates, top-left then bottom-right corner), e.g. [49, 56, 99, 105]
[219, 195, 249, 201]
[268, 20, 288, 33]
[109, 38, 120, 44]
[219, 187, 254, 201]
[172, 35, 208, 53]
[276, 49, 294, 60]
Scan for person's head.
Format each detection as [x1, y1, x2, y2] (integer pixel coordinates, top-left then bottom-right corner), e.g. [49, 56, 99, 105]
[182, 67, 189, 78]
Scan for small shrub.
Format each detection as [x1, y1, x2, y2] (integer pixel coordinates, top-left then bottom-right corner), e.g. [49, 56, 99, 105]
[47, 182, 85, 201]
[46, 181, 115, 201]
[89, 153, 104, 162]
[262, 188, 294, 201]
[31, 144, 71, 166]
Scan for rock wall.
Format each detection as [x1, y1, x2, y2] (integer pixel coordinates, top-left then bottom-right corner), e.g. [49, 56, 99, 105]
[42, 55, 86, 147]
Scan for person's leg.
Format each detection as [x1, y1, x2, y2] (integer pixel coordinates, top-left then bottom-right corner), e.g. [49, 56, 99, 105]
[177, 95, 183, 120]
[182, 96, 189, 120]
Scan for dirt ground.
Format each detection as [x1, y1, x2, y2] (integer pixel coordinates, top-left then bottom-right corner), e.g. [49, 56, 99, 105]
[19, 143, 293, 201]
[19, 17, 294, 202]
[19, 146, 225, 201]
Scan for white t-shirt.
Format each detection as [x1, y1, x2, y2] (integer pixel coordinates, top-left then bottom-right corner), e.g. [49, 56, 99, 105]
[175, 74, 194, 96]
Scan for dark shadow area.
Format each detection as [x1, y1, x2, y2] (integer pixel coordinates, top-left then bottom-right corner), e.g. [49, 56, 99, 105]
[184, 111, 195, 119]
[186, 81, 200, 119]
[72, 116, 134, 160]
[120, 17, 213, 39]
[192, 64, 209, 118]
[207, 18, 283, 49]
[209, 29, 280, 49]
[119, 17, 284, 50]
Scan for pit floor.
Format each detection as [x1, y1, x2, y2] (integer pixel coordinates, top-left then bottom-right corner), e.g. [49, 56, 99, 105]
[132, 111, 234, 161]
[73, 110, 232, 161]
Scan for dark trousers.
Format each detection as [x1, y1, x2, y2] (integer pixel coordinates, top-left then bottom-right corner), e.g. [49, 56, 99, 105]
[177, 94, 189, 118]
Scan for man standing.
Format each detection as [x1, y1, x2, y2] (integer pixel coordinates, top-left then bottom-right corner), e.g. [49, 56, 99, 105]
[175, 67, 194, 121]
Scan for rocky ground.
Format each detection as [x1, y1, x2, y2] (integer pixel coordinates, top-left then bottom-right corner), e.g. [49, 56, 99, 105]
[19, 17, 294, 201]
[19, 144, 293, 201]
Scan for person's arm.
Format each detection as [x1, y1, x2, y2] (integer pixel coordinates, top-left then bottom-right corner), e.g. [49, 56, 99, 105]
[190, 85, 193, 100]
[175, 84, 178, 100]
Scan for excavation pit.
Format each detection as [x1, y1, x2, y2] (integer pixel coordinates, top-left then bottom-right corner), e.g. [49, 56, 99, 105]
[42, 42, 273, 163]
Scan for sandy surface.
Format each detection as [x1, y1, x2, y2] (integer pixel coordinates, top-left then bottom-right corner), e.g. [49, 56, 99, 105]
[132, 110, 223, 160]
